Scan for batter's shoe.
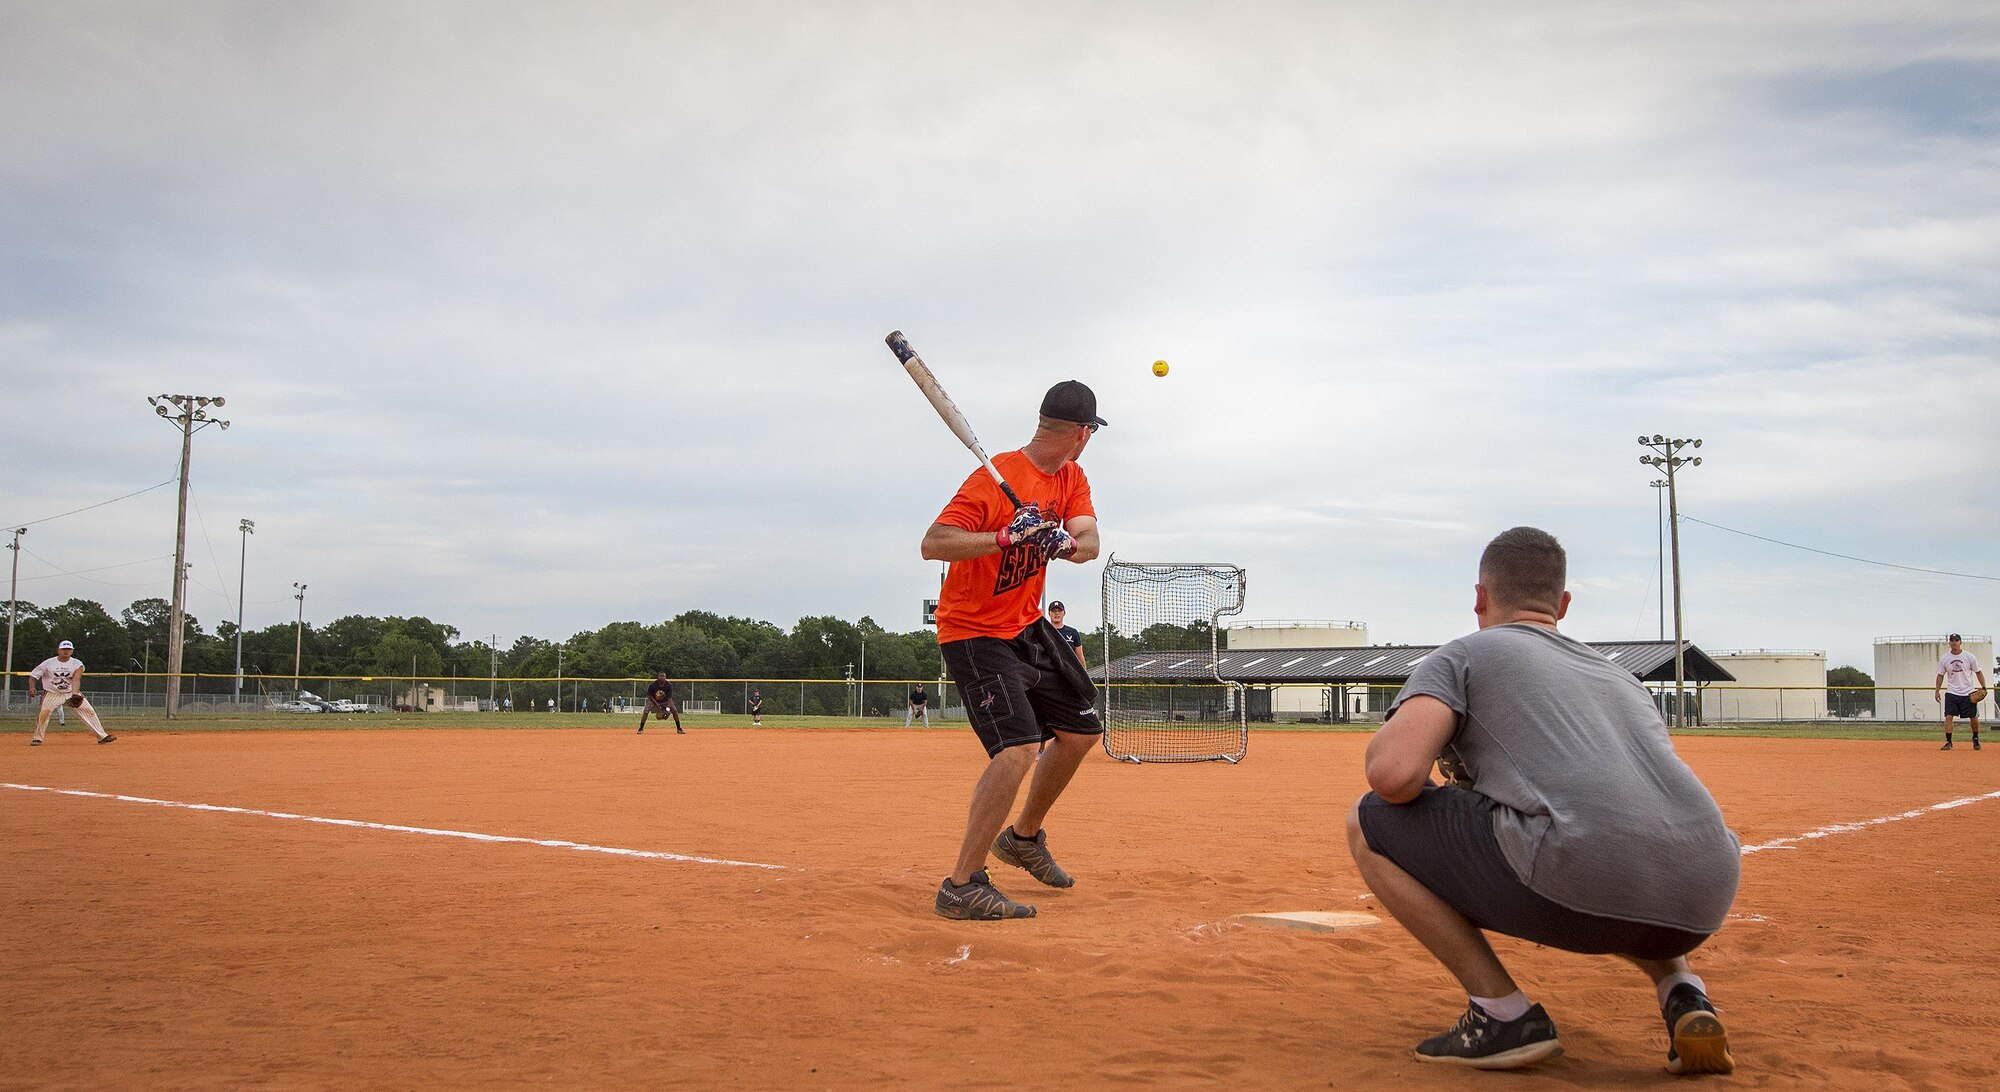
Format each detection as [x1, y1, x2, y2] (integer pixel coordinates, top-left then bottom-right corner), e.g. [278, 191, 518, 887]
[934, 869, 1036, 920]
[991, 826, 1075, 888]
[1662, 983, 1733, 1075]
[1414, 1001, 1562, 1070]
[98, 735, 116, 744]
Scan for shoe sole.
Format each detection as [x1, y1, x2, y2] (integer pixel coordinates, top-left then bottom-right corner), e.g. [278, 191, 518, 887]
[1667, 1012, 1734, 1075]
[933, 902, 1035, 921]
[1414, 1038, 1563, 1070]
[991, 839, 1075, 889]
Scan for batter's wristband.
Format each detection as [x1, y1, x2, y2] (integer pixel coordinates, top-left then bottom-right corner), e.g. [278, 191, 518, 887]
[995, 528, 1011, 549]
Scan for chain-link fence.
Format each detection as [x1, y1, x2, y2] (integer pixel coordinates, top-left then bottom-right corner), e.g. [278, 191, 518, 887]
[0, 676, 1987, 727]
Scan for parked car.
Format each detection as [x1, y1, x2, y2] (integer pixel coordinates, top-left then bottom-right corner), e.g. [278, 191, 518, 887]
[327, 700, 368, 713]
[273, 700, 322, 714]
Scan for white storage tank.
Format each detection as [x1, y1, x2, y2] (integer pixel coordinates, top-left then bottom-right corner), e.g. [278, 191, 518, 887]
[1873, 635, 1995, 721]
[1226, 621, 1368, 720]
[1702, 650, 1827, 722]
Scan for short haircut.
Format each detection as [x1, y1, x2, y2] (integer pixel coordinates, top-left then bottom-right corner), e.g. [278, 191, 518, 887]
[1479, 527, 1566, 614]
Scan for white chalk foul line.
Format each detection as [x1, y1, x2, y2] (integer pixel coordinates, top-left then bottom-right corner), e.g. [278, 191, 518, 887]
[0, 783, 784, 870]
[1740, 788, 2000, 855]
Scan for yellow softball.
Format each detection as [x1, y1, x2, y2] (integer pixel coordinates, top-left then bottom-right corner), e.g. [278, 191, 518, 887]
[1152, 360, 1169, 377]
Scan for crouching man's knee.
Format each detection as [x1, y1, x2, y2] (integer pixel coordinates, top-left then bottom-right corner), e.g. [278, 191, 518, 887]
[1345, 797, 1373, 864]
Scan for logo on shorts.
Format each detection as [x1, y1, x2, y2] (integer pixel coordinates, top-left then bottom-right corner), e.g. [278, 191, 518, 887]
[978, 689, 997, 711]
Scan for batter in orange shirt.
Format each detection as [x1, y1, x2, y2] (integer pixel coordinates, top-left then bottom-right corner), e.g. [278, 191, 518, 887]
[922, 380, 1105, 922]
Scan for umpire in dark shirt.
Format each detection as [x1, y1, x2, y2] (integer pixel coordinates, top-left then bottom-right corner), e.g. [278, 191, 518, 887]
[1047, 602, 1086, 667]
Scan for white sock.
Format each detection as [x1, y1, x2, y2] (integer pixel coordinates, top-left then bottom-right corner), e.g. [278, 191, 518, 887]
[1655, 971, 1706, 1008]
[1470, 991, 1532, 1022]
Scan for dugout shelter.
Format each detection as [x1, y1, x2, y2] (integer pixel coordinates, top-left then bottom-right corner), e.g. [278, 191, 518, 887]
[1095, 639, 1735, 724]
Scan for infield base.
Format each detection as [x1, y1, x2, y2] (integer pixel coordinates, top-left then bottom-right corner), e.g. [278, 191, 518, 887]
[1235, 910, 1381, 932]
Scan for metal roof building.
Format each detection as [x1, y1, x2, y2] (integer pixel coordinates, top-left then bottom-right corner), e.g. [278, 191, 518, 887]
[1096, 639, 1736, 686]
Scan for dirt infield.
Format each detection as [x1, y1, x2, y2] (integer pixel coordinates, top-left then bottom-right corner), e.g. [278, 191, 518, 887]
[3, 728, 1996, 1090]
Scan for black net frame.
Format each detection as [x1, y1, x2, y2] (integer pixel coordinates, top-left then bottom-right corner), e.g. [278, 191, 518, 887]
[1099, 557, 1248, 764]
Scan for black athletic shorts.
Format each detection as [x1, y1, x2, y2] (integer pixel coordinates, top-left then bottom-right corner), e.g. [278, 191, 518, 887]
[942, 619, 1102, 757]
[1945, 692, 1979, 718]
[1358, 786, 1711, 960]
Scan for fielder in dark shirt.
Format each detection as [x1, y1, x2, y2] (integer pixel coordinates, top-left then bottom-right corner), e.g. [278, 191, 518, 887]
[906, 683, 931, 727]
[639, 672, 682, 735]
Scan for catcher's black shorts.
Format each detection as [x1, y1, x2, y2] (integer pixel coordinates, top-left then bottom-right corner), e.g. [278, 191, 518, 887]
[1945, 692, 1979, 718]
[1358, 786, 1710, 960]
[942, 619, 1102, 758]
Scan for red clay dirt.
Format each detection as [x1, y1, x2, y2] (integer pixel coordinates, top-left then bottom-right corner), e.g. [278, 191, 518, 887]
[2, 728, 1995, 1090]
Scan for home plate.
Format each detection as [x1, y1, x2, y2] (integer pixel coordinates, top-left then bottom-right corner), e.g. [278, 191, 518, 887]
[1235, 911, 1381, 933]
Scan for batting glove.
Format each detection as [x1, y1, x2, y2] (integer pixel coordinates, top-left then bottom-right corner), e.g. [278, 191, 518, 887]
[996, 505, 1057, 549]
[1041, 526, 1078, 561]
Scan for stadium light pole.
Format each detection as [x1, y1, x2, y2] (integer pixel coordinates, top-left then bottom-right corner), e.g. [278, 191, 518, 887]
[1650, 480, 1668, 641]
[234, 519, 254, 703]
[291, 582, 308, 690]
[4, 527, 23, 711]
[1639, 435, 1703, 729]
[149, 394, 229, 719]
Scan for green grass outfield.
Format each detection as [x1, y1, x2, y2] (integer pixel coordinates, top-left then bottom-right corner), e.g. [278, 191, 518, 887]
[0, 710, 1961, 742]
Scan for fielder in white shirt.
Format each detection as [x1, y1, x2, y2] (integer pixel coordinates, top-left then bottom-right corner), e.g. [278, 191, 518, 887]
[26, 641, 116, 746]
[1934, 633, 1986, 752]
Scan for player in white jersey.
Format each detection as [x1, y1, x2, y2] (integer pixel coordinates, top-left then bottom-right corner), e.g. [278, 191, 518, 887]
[1934, 633, 1987, 751]
[27, 641, 115, 746]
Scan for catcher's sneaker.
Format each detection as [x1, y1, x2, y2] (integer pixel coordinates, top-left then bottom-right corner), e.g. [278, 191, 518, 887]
[1414, 1001, 1562, 1069]
[935, 869, 1036, 920]
[991, 826, 1075, 888]
[1662, 983, 1733, 1075]
[98, 735, 117, 744]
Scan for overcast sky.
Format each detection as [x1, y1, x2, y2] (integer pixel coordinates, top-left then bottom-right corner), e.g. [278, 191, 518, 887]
[3, 1, 1996, 671]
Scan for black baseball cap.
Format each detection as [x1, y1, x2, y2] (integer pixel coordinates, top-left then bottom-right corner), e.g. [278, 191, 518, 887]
[1041, 381, 1106, 427]
[1949, 632, 1962, 641]
[1049, 601, 1066, 611]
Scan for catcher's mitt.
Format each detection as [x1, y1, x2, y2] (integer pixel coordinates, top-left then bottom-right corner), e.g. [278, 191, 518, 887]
[65, 694, 84, 708]
[1436, 748, 1472, 787]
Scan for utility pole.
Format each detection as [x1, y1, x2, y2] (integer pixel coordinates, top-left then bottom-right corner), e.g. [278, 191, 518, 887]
[4, 527, 23, 711]
[291, 582, 308, 691]
[234, 519, 254, 703]
[1639, 435, 1703, 729]
[149, 394, 229, 719]
[555, 644, 564, 712]
[1650, 480, 1668, 641]
[489, 633, 498, 709]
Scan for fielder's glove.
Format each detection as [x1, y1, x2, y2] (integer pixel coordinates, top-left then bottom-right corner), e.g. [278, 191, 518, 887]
[996, 504, 1058, 549]
[66, 694, 84, 709]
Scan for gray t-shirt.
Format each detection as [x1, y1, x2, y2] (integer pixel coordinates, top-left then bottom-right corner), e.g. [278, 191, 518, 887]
[1391, 624, 1740, 933]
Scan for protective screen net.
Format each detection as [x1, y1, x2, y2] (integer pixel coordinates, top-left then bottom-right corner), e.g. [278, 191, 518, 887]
[1099, 559, 1247, 764]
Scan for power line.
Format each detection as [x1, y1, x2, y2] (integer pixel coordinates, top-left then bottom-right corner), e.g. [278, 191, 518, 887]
[0, 478, 178, 530]
[1681, 514, 2000, 583]
[16, 547, 174, 588]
